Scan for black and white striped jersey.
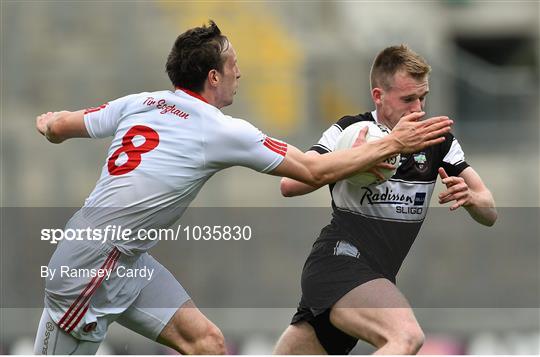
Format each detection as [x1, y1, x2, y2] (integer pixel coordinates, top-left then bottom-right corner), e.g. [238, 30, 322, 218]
[311, 111, 469, 278]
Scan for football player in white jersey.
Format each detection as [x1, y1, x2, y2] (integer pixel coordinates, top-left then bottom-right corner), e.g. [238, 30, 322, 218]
[274, 45, 497, 355]
[34, 22, 453, 354]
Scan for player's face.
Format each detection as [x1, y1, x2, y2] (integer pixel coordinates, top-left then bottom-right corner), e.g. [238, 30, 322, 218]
[216, 42, 241, 108]
[374, 70, 429, 129]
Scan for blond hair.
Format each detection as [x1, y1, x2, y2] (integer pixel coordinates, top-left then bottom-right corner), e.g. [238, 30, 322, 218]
[370, 44, 431, 90]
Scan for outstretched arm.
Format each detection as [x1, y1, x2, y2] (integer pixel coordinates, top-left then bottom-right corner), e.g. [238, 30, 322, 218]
[272, 112, 452, 188]
[36, 110, 88, 143]
[272, 138, 398, 188]
[280, 151, 322, 197]
[438, 167, 497, 226]
[280, 128, 395, 197]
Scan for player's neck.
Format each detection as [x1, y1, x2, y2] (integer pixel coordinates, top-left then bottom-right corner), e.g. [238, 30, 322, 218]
[379, 118, 394, 130]
[176, 87, 214, 107]
[199, 89, 219, 108]
[372, 109, 394, 130]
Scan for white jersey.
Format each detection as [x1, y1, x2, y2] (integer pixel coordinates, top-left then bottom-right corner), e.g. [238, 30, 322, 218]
[75, 89, 286, 255]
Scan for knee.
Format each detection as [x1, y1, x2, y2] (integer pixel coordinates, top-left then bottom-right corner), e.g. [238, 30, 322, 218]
[201, 324, 226, 354]
[390, 326, 425, 354]
[168, 322, 226, 355]
[191, 323, 226, 355]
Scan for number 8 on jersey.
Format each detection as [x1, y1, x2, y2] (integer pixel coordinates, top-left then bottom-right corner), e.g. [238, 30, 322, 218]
[107, 125, 160, 176]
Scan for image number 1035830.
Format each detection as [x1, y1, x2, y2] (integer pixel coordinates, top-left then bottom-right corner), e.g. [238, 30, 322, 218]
[182, 225, 252, 241]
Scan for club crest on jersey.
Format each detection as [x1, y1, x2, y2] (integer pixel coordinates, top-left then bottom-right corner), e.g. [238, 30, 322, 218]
[413, 152, 427, 171]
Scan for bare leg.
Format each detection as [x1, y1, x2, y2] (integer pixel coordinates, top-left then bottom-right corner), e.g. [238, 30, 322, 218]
[329, 278, 424, 355]
[273, 321, 327, 355]
[156, 300, 226, 355]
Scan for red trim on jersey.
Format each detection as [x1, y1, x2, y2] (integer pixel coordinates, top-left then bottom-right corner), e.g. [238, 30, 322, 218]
[266, 137, 287, 149]
[263, 137, 287, 156]
[58, 248, 121, 333]
[67, 305, 90, 334]
[177, 87, 209, 104]
[84, 103, 109, 115]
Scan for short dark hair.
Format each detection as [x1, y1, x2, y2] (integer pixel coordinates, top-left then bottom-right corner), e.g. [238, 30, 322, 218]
[370, 44, 431, 90]
[166, 20, 229, 92]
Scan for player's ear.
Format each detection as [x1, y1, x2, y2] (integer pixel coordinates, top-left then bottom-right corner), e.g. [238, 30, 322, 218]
[372, 88, 383, 105]
[208, 69, 220, 88]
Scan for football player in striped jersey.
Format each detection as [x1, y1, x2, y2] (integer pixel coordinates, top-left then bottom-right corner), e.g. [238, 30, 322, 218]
[274, 45, 496, 355]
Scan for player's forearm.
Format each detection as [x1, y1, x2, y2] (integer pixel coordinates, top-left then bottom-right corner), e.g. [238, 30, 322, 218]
[273, 137, 400, 188]
[37, 110, 88, 143]
[464, 189, 497, 226]
[305, 136, 399, 186]
[280, 151, 324, 197]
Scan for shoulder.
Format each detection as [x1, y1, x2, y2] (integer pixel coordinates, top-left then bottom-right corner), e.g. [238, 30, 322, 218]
[436, 132, 458, 155]
[119, 91, 154, 102]
[103, 91, 154, 111]
[334, 112, 374, 132]
[220, 115, 256, 130]
[211, 115, 262, 142]
[427, 131, 468, 167]
[310, 112, 373, 154]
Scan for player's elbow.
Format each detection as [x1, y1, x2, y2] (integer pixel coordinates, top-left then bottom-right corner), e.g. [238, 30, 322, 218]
[473, 206, 497, 227]
[280, 179, 292, 197]
[484, 208, 498, 227]
[479, 194, 498, 227]
[280, 178, 298, 197]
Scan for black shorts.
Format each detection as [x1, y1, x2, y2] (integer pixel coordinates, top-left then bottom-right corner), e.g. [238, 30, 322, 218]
[291, 225, 393, 354]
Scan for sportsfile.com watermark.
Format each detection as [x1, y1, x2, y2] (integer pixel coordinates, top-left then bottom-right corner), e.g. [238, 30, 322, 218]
[40, 225, 253, 244]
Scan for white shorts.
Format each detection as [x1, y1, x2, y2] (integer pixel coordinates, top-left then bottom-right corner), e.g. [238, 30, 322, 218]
[40, 236, 190, 344]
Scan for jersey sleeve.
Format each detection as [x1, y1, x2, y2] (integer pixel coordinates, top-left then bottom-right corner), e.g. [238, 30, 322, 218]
[83, 94, 138, 138]
[309, 115, 362, 154]
[205, 117, 287, 173]
[441, 134, 470, 176]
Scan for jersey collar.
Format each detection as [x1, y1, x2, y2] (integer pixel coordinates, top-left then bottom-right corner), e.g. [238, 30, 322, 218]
[371, 110, 379, 124]
[176, 87, 209, 104]
[372, 110, 393, 132]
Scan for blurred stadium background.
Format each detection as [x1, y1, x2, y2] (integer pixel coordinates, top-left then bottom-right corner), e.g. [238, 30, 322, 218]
[1, 0, 539, 354]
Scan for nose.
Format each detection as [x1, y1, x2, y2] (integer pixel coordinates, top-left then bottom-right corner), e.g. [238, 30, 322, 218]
[410, 98, 423, 112]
